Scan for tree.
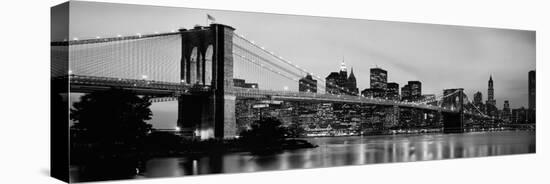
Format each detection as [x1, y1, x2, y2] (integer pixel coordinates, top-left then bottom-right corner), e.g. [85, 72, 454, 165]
[286, 123, 305, 138]
[70, 88, 153, 149]
[239, 117, 288, 149]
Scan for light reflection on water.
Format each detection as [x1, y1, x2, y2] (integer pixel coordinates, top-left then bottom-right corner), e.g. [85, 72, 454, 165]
[71, 131, 535, 182]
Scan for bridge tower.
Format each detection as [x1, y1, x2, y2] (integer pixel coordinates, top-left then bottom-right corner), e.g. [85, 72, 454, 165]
[442, 88, 465, 133]
[177, 24, 236, 139]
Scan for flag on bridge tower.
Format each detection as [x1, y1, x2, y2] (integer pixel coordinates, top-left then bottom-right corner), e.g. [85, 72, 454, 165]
[207, 14, 216, 24]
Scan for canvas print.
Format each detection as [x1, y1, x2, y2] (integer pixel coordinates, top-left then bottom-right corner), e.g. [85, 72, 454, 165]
[51, 1, 536, 183]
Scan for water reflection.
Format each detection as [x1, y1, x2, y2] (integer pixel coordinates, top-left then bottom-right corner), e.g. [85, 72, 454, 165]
[70, 131, 535, 182]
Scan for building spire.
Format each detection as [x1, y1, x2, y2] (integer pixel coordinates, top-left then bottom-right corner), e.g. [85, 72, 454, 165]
[340, 56, 347, 72]
[348, 67, 356, 80]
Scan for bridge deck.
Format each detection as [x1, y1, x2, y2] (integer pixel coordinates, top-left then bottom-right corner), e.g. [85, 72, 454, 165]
[64, 75, 210, 95]
[61, 75, 474, 114]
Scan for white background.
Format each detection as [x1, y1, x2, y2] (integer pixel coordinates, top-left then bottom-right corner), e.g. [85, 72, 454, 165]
[0, 0, 548, 183]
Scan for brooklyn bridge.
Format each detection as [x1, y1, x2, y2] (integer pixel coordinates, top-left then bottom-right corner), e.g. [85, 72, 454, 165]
[51, 23, 492, 139]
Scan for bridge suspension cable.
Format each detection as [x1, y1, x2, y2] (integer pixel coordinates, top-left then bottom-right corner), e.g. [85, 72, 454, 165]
[233, 33, 357, 95]
[463, 95, 489, 117]
[57, 33, 182, 82]
[418, 89, 461, 105]
[52, 32, 180, 46]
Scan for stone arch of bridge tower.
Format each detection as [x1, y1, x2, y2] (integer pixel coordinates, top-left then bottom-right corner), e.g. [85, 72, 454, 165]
[180, 27, 215, 85]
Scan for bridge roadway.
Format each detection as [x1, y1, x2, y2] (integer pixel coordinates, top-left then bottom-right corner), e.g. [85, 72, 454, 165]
[66, 75, 209, 96]
[61, 75, 481, 115]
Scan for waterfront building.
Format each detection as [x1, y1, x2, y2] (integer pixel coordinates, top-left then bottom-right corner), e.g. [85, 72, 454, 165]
[383, 106, 400, 128]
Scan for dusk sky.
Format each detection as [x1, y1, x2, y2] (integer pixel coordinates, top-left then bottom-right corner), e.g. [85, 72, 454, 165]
[61, 1, 535, 129]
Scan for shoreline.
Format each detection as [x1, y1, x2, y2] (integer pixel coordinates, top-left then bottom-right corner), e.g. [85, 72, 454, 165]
[300, 128, 535, 138]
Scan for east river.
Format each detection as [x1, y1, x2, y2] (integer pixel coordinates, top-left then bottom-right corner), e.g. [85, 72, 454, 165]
[70, 130, 535, 182]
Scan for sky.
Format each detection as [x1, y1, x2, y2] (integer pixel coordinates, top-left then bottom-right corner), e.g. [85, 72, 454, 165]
[58, 1, 535, 128]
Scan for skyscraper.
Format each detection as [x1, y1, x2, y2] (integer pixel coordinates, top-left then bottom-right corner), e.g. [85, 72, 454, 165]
[401, 84, 411, 101]
[512, 107, 527, 124]
[387, 82, 400, 100]
[528, 70, 535, 123]
[529, 70, 535, 110]
[503, 100, 511, 123]
[362, 67, 388, 98]
[473, 91, 485, 114]
[474, 92, 482, 104]
[299, 74, 317, 93]
[408, 81, 422, 101]
[486, 75, 497, 117]
[486, 75, 496, 106]
[326, 72, 341, 94]
[370, 67, 387, 90]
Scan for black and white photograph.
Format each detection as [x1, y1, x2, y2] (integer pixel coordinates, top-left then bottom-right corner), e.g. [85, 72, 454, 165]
[47, 1, 539, 183]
